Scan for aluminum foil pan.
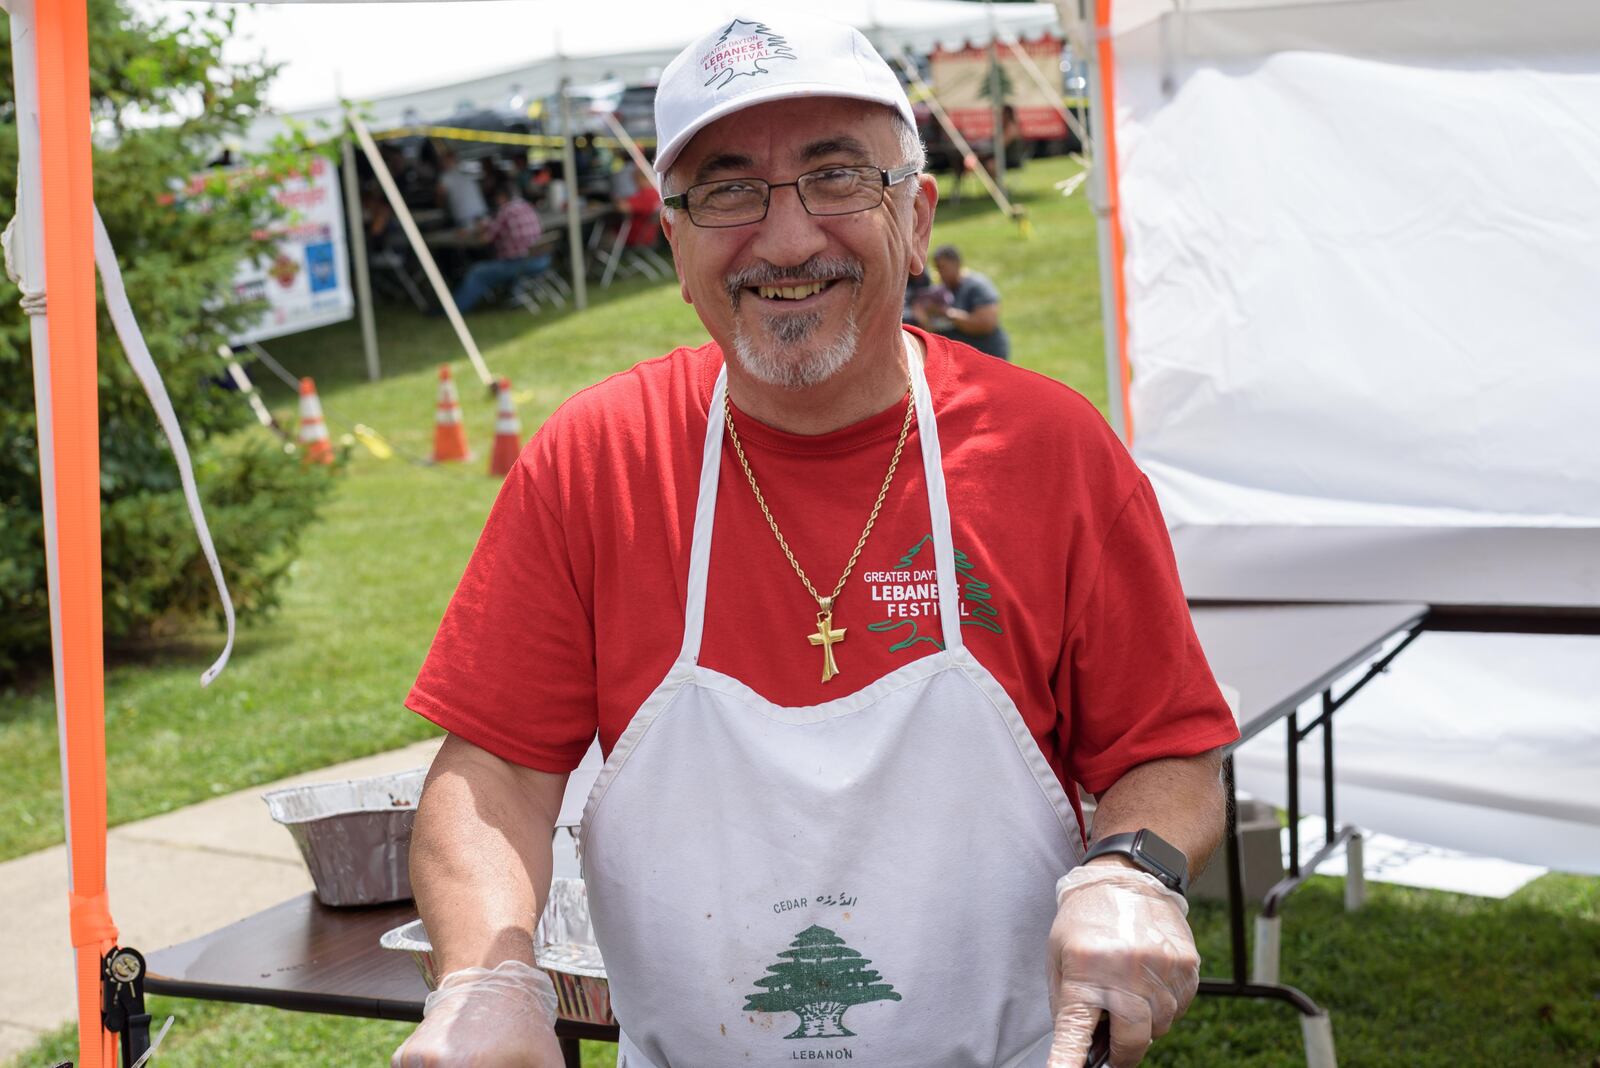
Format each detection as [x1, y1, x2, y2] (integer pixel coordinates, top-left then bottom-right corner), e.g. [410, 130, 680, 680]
[379, 877, 613, 1025]
[262, 768, 425, 907]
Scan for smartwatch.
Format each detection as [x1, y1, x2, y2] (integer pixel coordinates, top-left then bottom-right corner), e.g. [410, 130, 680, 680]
[1081, 829, 1190, 896]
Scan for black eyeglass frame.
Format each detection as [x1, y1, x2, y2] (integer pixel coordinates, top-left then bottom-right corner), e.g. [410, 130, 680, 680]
[663, 163, 923, 228]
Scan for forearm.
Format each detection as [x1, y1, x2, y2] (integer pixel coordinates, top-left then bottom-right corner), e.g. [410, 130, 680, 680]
[410, 734, 567, 974]
[1088, 749, 1226, 881]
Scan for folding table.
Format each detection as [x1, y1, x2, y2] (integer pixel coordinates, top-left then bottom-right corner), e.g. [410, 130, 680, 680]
[144, 602, 1430, 1066]
[1188, 601, 1427, 1062]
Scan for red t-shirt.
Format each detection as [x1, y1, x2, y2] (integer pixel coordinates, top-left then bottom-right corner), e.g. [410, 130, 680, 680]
[408, 329, 1237, 806]
[622, 185, 663, 247]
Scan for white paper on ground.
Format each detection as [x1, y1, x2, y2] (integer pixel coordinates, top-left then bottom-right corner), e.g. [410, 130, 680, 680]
[1281, 817, 1546, 899]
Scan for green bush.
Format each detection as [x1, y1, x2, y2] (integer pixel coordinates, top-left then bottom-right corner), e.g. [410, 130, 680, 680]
[0, 0, 334, 680]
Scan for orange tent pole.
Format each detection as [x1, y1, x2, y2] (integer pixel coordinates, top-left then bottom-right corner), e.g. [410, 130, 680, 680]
[34, 0, 118, 1063]
[1093, 0, 1134, 443]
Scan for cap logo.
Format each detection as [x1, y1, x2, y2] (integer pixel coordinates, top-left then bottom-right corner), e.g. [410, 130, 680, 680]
[700, 19, 797, 90]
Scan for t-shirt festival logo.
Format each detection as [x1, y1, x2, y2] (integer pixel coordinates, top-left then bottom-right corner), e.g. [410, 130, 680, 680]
[701, 19, 796, 90]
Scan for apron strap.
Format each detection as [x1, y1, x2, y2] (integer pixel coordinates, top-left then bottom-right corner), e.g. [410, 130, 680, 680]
[677, 362, 728, 666]
[906, 334, 964, 653]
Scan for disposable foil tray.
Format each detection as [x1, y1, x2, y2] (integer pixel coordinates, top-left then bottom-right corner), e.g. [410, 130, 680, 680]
[379, 877, 613, 1026]
[262, 768, 426, 907]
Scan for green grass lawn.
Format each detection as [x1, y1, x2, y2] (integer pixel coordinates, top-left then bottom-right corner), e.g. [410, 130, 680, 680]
[5, 156, 1597, 1065]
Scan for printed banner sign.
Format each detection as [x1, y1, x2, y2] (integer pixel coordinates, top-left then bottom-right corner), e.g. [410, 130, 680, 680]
[930, 35, 1068, 143]
[226, 156, 353, 345]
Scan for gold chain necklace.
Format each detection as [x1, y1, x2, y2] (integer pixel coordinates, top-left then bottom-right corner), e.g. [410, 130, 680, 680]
[724, 364, 916, 683]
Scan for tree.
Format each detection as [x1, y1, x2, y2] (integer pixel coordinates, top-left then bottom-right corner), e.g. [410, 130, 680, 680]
[744, 925, 901, 1039]
[0, 0, 332, 679]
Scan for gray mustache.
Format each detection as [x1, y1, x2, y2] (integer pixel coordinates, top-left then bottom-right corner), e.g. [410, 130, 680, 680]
[725, 256, 865, 305]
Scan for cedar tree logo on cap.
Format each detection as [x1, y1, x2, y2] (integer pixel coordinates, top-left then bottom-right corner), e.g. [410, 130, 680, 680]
[701, 19, 797, 90]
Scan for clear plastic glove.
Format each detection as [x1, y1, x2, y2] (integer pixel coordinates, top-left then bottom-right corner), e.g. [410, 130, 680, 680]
[1044, 864, 1201, 1068]
[392, 959, 563, 1067]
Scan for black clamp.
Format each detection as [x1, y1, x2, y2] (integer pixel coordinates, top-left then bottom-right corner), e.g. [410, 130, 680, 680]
[101, 945, 152, 1066]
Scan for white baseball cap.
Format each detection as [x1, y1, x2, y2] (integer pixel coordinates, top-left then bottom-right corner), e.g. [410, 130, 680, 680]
[653, 13, 916, 177]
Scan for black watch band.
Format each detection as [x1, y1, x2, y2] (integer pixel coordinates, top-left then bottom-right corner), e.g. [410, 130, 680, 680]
[1082, 829, 1190, 896]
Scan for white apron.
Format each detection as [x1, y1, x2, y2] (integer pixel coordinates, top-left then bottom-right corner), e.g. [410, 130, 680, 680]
[581, 337, 1083, 1068]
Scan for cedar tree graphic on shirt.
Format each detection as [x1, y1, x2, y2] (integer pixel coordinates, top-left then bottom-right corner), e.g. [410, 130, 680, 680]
[743, 925, 901, 1039]
[866, 534, 1004, 652]
[701, 20, 798, 90]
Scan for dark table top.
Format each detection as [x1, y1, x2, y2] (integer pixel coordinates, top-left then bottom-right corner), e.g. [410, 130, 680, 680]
[1172, 525, 1600, 629]
[145, 892, 617, 1041]
[1189, 601, 1426, 748]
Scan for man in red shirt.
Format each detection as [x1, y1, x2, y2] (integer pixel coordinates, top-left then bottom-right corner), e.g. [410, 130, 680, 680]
[395, 13, 1237, 1068]
[450, 173, 552, 313]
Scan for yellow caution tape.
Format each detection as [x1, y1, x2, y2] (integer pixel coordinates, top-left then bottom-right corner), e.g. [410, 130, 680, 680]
[373, 125, 657, 152]
[352, 424, 395, 459]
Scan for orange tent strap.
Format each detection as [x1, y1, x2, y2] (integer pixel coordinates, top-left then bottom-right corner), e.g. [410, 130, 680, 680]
[69, 890, 120, 948]
[1094, 0, 1134, 443]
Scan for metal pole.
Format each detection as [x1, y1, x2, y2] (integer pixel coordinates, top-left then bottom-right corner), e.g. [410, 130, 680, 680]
[1081, 36, 1126, 441]
[1286, 711, 1301, 878]
[894, 54, 1016, 219]
[1223, 757, 1247, 986]
[560, 79, 588, 311]
[1003, 37, 1092, 149]
[1322, 690, 1336, 845]
[340, 131, 381, 381]
[600, 112, 658, 191]
[347, 113, 494, 388]
[986, 0, 1008, 196]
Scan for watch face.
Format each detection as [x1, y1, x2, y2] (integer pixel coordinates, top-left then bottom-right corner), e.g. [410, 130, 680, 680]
[1133, 830, 1188, 889]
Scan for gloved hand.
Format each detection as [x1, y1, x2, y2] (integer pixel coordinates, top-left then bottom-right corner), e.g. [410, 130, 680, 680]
[392, 959, 564, 1067]
[1044, 864, 1201, 1068]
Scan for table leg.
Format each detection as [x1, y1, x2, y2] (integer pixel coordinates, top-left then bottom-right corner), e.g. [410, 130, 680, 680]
[1223, 756, 1248, 986]
[561, 1034, 582, 1068]
[1286, 710, 1300, 877]
[1322, 689, 1336, 846]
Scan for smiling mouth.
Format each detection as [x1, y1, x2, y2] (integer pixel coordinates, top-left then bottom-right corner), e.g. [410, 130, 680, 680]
[750, 280, 839, 302]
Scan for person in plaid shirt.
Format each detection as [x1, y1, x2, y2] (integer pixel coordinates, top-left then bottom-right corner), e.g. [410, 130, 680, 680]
[451, 173, 553, 313]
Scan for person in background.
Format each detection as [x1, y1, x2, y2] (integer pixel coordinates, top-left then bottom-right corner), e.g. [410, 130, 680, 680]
[506, 151, 539, 202]
[614, 159, 662, 248]
[362, 182, 404, 255]
[543, 160, 569, 214]
[609, 151, 640, 201]
[447, 173, 550, 313]
[914, 244, 1011, 360]
[983, 104, 1026, 179]
[435, 144, 489, 226]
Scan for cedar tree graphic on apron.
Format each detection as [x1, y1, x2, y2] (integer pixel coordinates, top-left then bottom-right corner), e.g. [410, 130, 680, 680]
[743, 925, 901, 1039]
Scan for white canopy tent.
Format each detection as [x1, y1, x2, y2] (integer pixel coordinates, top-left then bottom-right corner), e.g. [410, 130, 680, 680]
[1068, 0, 1600, 870]
[195, 0, 1063, 146]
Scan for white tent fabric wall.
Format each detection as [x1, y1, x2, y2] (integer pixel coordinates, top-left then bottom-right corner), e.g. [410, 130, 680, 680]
[1114, 0, 1600, 526]
[1231, 632, 1600, 875]
[1101, 0, 1600, 872]
[185, 0, 1062, 146]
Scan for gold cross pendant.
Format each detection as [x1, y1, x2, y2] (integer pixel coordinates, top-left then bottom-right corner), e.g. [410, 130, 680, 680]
[808, 603, 847, 683]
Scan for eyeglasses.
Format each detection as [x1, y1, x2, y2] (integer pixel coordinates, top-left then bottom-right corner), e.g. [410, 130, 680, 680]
[663, 163, 921, 228]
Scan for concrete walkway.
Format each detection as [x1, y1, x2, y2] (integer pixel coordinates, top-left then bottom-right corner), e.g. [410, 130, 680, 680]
[0, 738, 443, 1063]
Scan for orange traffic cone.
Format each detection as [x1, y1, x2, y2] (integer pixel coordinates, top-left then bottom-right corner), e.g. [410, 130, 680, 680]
[488, 378, 523, 477]
[432, 365, 471, 463]
[297, 377, 334, 465]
